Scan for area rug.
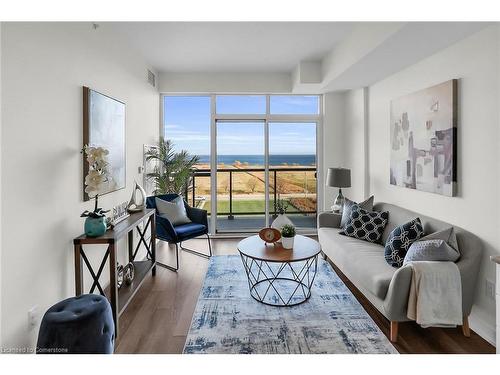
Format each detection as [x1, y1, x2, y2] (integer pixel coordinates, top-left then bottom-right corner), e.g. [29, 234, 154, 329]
[183, 255, 397, 354]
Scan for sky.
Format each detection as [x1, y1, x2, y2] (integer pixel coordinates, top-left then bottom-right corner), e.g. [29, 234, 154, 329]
[163, 95, 318, 155]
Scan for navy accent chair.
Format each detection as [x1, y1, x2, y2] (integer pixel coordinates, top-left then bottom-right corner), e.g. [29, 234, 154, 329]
[146, 194, 212, 271]
[37, 294, 114, 354]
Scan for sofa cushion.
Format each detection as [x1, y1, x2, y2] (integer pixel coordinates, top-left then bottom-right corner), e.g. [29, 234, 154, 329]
[319, 227, 396, 300]
[341, 195, 374, 228]
[340, 205, 389, 244]
[174, 223, 207, 241]
[384, 218, 424, 268]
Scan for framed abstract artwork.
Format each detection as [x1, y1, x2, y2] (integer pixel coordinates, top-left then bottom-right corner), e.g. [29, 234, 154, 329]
[83, 86, 126, 201]
[390, 79, 457, 197]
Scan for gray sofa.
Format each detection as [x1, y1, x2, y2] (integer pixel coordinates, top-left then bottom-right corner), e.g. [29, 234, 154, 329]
[318, 202, 482, 342]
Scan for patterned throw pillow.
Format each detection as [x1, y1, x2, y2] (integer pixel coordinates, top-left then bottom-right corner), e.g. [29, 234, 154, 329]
[340, 196, 374, 228]
[384, 218, 424, 268]
[339, 205, 389, 243]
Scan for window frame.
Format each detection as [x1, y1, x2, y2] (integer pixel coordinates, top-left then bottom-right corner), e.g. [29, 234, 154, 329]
[160, 93, 324, 236]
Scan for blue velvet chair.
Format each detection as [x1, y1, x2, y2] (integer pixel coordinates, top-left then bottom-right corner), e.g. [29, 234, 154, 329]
[37, 294, 114, 354]
[146, 194, 212, 271]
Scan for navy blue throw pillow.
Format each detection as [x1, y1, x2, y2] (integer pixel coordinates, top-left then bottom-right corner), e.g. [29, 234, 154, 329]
[384, 218, 424, 268]
[339, 205, 389, 244]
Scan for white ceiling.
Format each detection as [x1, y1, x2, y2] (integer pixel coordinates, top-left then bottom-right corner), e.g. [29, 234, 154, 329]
[104, 22, 357, 73]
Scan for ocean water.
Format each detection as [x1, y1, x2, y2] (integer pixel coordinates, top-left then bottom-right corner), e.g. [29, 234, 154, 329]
[197, 154, 316, 166]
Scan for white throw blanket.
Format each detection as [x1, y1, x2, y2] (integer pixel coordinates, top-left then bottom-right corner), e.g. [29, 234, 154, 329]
[405, 261, 462, 328]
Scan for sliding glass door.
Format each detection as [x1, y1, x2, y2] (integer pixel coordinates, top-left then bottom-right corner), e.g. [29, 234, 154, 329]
[213, 121, 317, 233]
[162, 94, 321, 234]
[269, 122, 317, 229]
[216, 121, 266, 232]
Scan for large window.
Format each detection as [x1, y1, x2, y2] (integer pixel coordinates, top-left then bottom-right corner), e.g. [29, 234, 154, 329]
[163, 96, 211, 211]
[216, 95, 266, 114]
[270, 95, 319, 114]
[161, 94, 322, 234]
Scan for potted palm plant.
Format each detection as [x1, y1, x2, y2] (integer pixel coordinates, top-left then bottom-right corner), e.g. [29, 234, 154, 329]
[281, 224, 296, 249]
[145, 138, 200, 195]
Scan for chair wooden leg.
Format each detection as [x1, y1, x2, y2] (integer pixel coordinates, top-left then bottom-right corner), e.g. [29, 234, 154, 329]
[462, 315, 471, 337]
[390, 321, 399, 343]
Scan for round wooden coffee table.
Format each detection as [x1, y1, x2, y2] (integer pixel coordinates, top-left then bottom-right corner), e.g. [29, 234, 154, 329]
[237, 235, 321, 307]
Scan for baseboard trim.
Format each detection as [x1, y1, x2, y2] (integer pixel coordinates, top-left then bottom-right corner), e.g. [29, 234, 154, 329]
[470, 313, 496, 347]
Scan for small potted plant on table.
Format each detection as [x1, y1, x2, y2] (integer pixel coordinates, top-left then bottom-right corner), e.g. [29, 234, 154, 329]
[280, 224, 296, 250]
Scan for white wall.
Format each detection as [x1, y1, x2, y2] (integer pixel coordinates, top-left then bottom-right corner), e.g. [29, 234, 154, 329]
[343, 88, 368, 202]
[322, 92, 346, 210]
[348, 25, 499, 344]
[322, 89, 369, 207]
[1, 23, 159, 350]
[159, 72, 291, 93]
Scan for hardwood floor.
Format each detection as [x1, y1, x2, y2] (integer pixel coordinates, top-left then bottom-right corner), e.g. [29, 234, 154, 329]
[115, 237, 495, 354]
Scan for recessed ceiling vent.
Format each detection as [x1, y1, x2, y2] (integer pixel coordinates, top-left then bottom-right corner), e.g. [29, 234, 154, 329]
[147, 70, 156, 87]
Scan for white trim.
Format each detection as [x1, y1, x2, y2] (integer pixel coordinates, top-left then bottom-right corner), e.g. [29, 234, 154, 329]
[215, 114, 266, 121]
[264, 94, 270, 227]
[470, 313, 496, 347]
[363, 87, 370, 198]
[158, 94, 163, 139]
[317, 97, 324, 214]
[210, 94, 217, 235]
[215, 114, 321, 122]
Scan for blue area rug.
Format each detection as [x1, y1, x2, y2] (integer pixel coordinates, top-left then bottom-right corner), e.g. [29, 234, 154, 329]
[183, 255, 398, 354]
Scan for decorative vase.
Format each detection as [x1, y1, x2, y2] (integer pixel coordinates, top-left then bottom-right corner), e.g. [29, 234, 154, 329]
[117, 263, 124, 289]
[271, 214, 293, 231]
[124, 263, 135, 286]
[84, 216, 107, 237]
[127, 180, 147, 212]
[281, 236, 295, 250]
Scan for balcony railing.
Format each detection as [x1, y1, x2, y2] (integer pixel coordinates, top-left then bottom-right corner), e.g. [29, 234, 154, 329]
[184, 167, 317, 220]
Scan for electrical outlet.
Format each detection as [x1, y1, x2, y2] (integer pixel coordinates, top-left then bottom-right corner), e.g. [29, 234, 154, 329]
[28, 306, 39, 331]
[485, 279, 495, 300]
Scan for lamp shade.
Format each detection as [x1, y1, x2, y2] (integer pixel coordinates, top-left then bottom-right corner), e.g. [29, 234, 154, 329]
[326, 168, 351, 188]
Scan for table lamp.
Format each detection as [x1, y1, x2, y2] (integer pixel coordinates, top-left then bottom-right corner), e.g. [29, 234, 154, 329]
[326, 168, 351, 214]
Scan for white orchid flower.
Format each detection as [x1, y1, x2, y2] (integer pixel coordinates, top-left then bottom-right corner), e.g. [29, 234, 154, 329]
[86, 146, 109, 166]
[85, 169, 106, 197]
[83, 144, 110, 199]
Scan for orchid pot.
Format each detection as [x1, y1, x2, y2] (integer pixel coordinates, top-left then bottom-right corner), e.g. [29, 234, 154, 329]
[81, 145, 110, 237]
[81, 194, 109, 237]
[84, 216, 107, 237]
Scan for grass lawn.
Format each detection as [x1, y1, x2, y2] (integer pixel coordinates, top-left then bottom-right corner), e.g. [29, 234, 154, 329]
[202, 199, 303, 214]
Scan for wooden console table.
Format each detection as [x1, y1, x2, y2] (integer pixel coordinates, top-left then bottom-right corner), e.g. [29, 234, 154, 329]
[73, 209, 156, 338]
